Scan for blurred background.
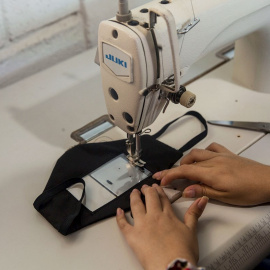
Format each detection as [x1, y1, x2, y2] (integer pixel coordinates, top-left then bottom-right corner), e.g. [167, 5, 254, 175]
[0, 0, 148, 88]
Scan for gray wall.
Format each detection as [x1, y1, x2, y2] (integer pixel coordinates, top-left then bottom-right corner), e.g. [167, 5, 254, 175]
[0, 0, 148, 88]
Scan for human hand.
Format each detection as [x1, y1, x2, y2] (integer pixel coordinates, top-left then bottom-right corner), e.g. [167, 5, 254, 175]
[153, 142, 270, 206]
[116, 184, 208, 270]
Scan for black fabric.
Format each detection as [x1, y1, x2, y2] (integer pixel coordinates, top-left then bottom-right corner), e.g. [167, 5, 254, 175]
[34, 111, 208, 235]
[34, 178, 86, 235]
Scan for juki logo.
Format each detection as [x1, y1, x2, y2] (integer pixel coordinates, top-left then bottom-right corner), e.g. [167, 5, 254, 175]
[105, 54, 127, 68]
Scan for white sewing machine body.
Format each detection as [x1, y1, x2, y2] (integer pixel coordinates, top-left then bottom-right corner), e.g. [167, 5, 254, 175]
[97, 0, 270, 138]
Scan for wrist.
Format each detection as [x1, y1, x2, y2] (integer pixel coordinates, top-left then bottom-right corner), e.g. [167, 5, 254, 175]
[166, 258, 205, 270]
[143, 254, 196, 270]
[142, 248, 198, 270]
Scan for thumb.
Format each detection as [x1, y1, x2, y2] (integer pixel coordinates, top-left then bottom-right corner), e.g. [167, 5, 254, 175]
[116, 208, 132, 236]
[183, 184, 224, 201]
[184, 196, 209, 231]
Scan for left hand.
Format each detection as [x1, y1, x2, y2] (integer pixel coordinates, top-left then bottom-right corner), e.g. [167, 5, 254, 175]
[152, 143, 270, 206]
[116, 184, 208, 270]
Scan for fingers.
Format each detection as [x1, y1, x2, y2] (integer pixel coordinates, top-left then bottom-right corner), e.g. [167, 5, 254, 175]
[180, 148, 218, 165]
[152, 184, 173, 213]
[206, 142, 232, 154]
[153, 164, 212, 186]
[130, 189, 146, 219]
[116, 208, 132, 235]
[141, 185, 162, 213]
[183, 184, 225, 201]
[184, 196, 209, 231]
[178, 143, 232, 165]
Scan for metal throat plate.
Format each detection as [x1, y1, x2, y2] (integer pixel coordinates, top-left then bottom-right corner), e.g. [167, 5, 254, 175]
[90, 154, 151, 196]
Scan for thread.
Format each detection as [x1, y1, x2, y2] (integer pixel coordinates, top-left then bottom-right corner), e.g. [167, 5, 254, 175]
[118, 0, 129, 15]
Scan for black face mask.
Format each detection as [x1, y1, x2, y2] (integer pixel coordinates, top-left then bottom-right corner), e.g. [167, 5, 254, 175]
[34, 111, 208, 235]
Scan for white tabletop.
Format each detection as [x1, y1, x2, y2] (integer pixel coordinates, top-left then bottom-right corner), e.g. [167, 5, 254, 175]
[0, 47, 270, 270]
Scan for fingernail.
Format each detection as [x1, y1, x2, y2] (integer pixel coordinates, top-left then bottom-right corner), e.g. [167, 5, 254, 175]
[117, 208, 123, 215]
[198, 196, 209, 211]
[183, 189, 195, 198]
[131, 189, 139, 194]
[152, 172, 161, 179]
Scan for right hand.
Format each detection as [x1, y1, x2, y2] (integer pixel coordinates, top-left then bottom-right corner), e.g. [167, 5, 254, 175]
[153, 143, 270, 206]
[116, 184, 208, 270]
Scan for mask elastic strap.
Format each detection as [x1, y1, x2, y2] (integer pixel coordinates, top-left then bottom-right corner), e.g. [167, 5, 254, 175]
[151, 110, 208, 152]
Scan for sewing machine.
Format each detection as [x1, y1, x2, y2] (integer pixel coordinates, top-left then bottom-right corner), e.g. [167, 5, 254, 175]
[69, 0, 270, 209]
[1, 1, 270, 269]
[95, 0, 270, 169]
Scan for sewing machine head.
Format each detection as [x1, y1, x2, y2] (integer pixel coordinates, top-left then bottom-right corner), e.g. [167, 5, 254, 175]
[96, 0, 270, 166]
[96, 0, 197, 165]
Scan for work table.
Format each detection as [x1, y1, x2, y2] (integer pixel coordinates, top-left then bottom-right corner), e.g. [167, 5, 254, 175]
[0, 47, 269, 270]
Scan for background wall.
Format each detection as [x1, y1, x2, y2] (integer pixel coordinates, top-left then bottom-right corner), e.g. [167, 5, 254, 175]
[0, 0, 148, 88]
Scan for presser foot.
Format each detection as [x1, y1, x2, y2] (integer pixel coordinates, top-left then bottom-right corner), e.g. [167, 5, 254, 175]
[126, 133, 146, 168]
[127, 155, 146, 168]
